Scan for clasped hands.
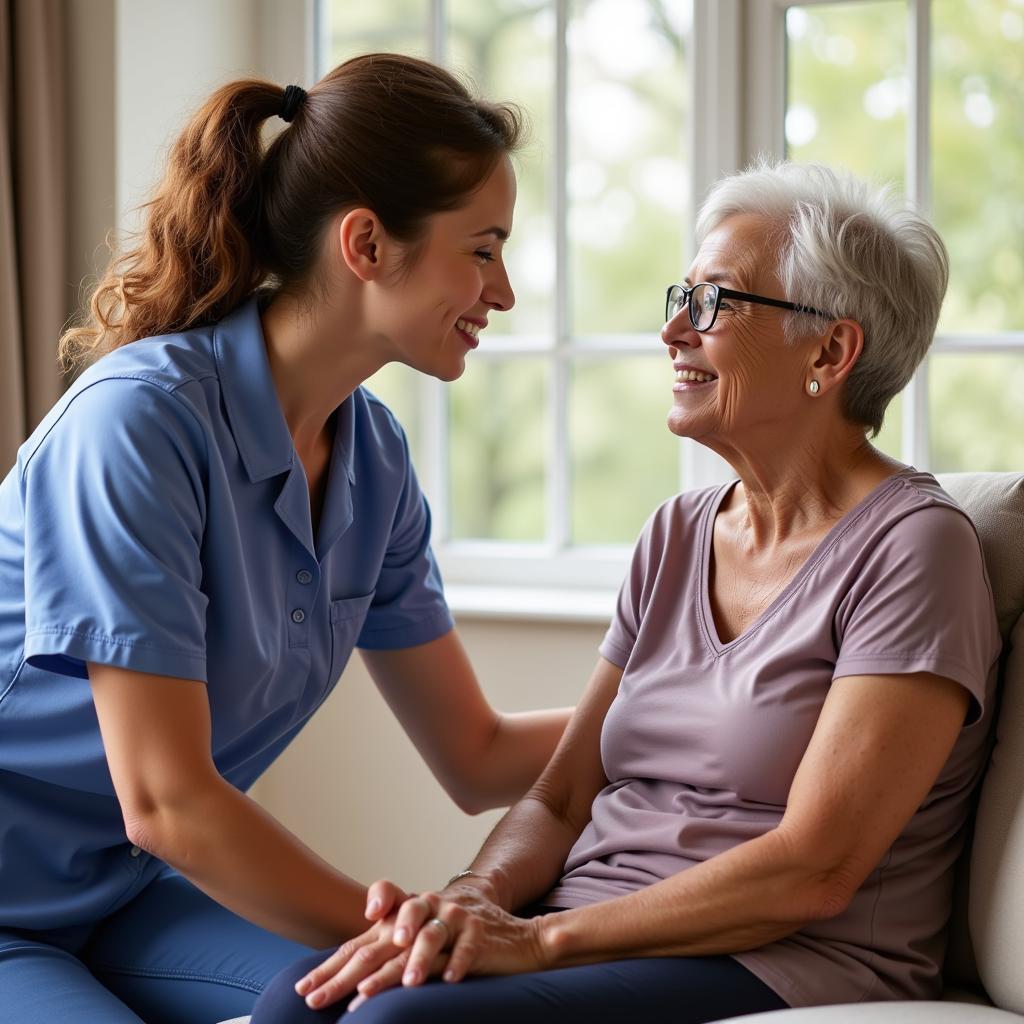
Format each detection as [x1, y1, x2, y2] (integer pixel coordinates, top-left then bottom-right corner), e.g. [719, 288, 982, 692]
[295, 878, 550, 1012]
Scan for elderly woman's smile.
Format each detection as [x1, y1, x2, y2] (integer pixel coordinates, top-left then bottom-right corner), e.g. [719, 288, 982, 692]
[673, 364, 718, 388]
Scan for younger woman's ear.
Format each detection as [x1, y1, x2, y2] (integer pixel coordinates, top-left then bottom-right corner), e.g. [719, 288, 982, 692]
[338, 208, 384, 282]
[810, 319, 864, 393]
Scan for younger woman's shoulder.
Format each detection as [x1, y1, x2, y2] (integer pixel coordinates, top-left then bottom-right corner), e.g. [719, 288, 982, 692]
[350, 386, 418, 485]
[72, 326, 219, 396]
[17, 348, 214, 484]
[357, 386, 408, 446]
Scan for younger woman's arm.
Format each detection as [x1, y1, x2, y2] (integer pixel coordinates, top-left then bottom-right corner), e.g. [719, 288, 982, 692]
[90, 663, 377, 947]
[361, 629, 575, 815]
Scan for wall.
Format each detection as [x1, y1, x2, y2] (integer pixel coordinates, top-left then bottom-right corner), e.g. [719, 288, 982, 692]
[117, 0, 250, 232]
[255, 617, 603, 892]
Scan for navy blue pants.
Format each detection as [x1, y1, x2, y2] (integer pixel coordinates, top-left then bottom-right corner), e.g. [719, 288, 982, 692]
[251, 948, 788, 1024]
[0, 870, 314, 1023]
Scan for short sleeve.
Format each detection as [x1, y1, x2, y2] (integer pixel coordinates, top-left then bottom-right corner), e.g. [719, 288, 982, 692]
[833, 504, 999, 720]
[21, 377, 210, 681]
[599, 502, 665, 669]
[356, 431, 453, 651]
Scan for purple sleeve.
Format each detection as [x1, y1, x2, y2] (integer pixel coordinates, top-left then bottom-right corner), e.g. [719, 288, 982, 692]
[833, 504, 998, 719]
[599, 504, 666, 668]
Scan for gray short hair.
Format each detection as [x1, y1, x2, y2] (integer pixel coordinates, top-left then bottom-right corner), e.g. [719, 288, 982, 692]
[695, 159, 949, 436]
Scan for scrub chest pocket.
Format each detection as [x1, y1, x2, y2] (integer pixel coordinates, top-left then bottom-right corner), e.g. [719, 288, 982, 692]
[329, 593, 374, 684]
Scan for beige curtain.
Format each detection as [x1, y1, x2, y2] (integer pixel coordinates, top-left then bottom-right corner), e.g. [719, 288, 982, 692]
[0, 0, 66, 472]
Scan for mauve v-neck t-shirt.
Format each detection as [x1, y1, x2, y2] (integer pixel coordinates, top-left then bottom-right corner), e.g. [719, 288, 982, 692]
[544, 469, 1001, 1008]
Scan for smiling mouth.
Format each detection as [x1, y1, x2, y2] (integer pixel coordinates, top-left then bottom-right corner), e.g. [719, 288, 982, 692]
[455, 317, 482, 349]
[673, 368, 717, 391]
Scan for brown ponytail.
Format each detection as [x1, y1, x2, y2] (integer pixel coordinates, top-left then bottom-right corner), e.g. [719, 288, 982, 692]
[59, 54, 523, 372]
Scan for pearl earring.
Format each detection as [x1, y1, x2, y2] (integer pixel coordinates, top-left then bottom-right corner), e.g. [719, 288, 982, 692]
[808, 380, 820, 395]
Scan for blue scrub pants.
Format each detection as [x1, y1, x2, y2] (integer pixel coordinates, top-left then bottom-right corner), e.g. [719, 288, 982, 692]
[252, 928, 788, 1024]
[0, 870, 314, 1024]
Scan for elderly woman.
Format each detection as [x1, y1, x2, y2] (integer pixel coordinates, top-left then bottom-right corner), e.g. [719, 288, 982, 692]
[251, 161, 1001, 1024]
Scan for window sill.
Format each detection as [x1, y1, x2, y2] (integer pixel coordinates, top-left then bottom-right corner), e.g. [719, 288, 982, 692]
[445, 583, 617, 625]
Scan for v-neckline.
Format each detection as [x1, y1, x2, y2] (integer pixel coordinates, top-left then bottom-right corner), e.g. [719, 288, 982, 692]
[698, 469, 912, 655]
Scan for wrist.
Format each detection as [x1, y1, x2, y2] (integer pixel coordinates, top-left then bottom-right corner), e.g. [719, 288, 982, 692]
[443, 866, 506, 907]
[537, 908, 579, 969]
[445, 868, 489, 889]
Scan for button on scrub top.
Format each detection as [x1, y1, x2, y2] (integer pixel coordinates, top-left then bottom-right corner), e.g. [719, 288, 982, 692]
[0, 295, 454, 931]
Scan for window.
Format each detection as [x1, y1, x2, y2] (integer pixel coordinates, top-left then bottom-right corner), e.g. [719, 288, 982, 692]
[318, 0, 1023, 600]
[753, 0, 1024, 471]
[320, 0, 698, 593]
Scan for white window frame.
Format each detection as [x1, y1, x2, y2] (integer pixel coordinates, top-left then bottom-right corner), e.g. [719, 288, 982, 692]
[317, 0, 1024, 615]
[318, 0, 741, 607]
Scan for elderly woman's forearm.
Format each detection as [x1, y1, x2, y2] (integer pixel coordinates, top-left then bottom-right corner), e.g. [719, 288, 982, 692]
[537, 827, 844, 967]
[458, 794, 584, 911]
[457, 657, 619, 908]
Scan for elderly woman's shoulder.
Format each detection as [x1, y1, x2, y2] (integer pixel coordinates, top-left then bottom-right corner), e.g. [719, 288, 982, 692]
[634, 482, 732, 551]
[885, 469, 976, 522]
[661, 480, 731, 518]
[869, 468, 987, 566]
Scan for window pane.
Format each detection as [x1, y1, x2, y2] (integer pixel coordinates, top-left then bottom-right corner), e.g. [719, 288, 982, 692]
[363, 364, 424, 468]
[569, 0, 690, 336]
[785, 1, 906, 186]
[571, 357, 680, 544]
[932, 0, 1024, 332]
[449, 0, 555, 338]
[449, 360, 546, 540]
[327, 0, 430, 61]
[929, 354, 1024, 471]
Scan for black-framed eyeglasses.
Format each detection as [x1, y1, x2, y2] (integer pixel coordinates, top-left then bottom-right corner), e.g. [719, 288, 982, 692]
[665, 282, 837, 332]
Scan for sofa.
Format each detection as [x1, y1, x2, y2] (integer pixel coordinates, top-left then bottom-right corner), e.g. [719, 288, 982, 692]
[218, 472, 1024, 1024]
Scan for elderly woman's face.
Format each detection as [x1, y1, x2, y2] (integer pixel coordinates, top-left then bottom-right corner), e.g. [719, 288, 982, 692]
[662, 212, 812, 445]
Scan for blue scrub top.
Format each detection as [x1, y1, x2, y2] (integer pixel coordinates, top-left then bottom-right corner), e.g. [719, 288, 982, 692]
[0, 294, 454, 931]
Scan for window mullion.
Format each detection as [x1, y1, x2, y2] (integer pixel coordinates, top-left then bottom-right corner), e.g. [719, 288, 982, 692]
[901, 368, 931, 470]
[423, 378, 450, 541]
[740, 0, 786, 165]
[907, 0, 932, 214]
[551, 0, 571, 551]
[422, 0, 451, 537]
[686, 0, 743, 490]
[903, 0, 932, 469]
[428, 0, 447, 64]
[311, 0, 327, 83]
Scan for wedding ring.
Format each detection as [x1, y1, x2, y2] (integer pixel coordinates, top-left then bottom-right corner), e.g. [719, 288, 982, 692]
[427, 917, 450, 946]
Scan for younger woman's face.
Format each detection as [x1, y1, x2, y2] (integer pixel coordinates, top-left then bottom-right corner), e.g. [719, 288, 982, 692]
[381, 155, 517, 381]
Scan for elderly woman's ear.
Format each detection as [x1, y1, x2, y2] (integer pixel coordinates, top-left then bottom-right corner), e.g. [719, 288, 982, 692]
[807, 319, 864, 398]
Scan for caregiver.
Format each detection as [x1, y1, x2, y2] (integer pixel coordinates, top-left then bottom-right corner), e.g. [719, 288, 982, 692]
[0, 52, 568, 1024]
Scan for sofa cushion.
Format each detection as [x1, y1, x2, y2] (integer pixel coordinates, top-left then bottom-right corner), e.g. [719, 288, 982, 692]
[938, 473, 1024, 642]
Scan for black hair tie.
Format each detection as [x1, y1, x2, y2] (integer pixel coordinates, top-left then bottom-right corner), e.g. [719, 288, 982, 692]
[279, 84, 307, 123]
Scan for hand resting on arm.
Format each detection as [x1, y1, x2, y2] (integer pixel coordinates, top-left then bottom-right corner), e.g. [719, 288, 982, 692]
[293, 663, 969, 1010]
